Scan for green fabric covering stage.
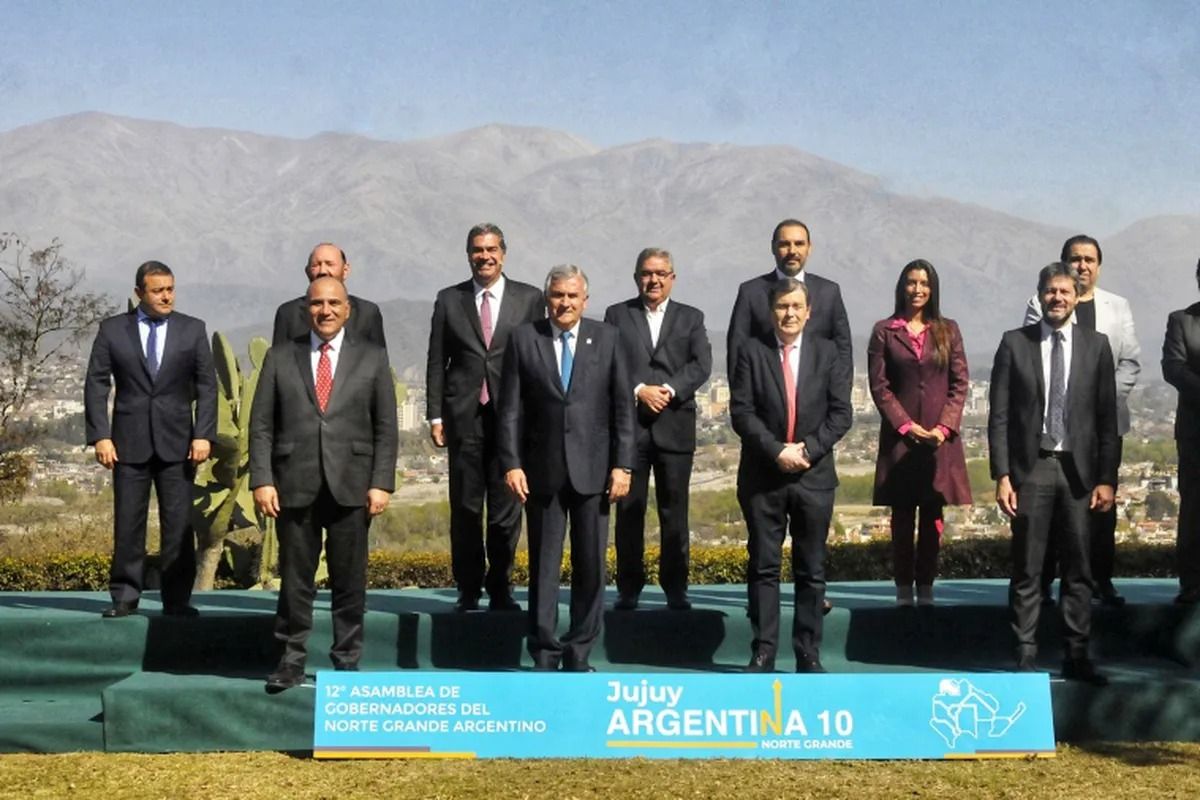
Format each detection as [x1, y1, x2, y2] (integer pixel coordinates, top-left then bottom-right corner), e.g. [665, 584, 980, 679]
[1, 582, 1197, 752]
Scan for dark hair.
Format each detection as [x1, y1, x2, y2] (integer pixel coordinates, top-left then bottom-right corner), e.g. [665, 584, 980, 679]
[634, 247, 673, 274]
[1060, 234, 1102, 265]
[1038, 261, 1083, 295]
[466, 223, 507, 253]
[771, 218, 811, 246]
[893, 259, 951, 367]
[768, 277, 809, 307]
[1195, 257, 1200, 290]
[135, 260, 173, 290]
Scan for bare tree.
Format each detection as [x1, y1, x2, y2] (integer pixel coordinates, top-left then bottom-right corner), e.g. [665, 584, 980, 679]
[0, 233, 117, 497]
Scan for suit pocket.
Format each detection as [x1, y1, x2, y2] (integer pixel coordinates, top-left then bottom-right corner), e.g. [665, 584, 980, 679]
[274, 442, 295, 457]
[351, 441, 374, 456]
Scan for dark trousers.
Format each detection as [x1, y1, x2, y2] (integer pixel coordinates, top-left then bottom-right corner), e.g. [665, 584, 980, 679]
[1177, 442, 1200, 598]
[890, 503, 943, 587]
[1042, 436, 1122, 596]
[111, 457, 195, 607]
[614, 438, 693, 600]
[1010, 454, 1094, 659]
[524, 486, 607, 667]
[275, 485, 369, 670]
[447, 404, 523, 600]
[739, 480, 833, 661]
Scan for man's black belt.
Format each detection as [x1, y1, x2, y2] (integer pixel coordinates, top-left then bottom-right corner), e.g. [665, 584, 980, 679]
[1037, 449, 1070, 460]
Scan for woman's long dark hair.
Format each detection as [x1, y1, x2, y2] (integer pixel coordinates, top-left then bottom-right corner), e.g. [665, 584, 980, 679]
[892, 259, 951, 367]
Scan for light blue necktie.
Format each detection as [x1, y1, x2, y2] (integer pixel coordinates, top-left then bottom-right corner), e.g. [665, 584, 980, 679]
[560, 330, 573, 391]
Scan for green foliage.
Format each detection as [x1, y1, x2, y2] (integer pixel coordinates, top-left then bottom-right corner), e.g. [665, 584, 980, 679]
[0, 552, 109, 590]
[0, 451, 33, 504]
[834, 472, 875, 505]
[1124, 438, 1177, 467]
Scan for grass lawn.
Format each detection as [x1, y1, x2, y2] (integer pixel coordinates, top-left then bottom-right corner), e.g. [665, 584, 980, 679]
[1, 743, 1198, 799]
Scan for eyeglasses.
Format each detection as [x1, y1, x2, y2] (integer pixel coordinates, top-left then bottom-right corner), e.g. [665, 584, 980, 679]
[636, 271, 675, 280]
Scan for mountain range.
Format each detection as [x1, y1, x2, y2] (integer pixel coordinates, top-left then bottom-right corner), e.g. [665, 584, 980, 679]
[2, 112, 1197, 376]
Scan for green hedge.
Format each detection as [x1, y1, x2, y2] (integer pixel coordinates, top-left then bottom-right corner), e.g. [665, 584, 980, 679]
[0, 539, 1179, 591]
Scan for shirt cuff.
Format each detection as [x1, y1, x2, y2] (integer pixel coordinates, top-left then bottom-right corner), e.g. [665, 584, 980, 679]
[633, 383, 646, 400]
[897, 421, 914, 435]
[935, 424, 952, 438]
[429, 418, 442, 426]
[662, 383, 676, 398]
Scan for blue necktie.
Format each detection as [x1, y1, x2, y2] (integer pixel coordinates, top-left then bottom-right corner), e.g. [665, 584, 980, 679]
[146, 318, 161, 380]
[560, 330, 573, 392]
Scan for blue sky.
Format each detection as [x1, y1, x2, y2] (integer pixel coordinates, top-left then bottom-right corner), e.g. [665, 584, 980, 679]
[2, 0, 1198, 234]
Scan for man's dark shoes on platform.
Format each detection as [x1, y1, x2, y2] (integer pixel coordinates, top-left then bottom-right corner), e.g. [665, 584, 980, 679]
[1175, 589, 1200, 606]
[563, 659, 595, 673]
[1061, 657, 1108, 687]
[487, 595, 522, 612]
[822, 599, 833, 615]
[614, 593, 639, 611]
[334, 663, 359, 672]
[1094, 584, 1126, 607]
[162, 604, 199, 617]
[666, 594, 692, 611]
[102, 601, 138, 618]
[454, 594, 480, 612]
[795, 653, 826, 674]
[532, 654, 561, 672]
[745, 651, 775, 673]
[265, 664, 307, 694]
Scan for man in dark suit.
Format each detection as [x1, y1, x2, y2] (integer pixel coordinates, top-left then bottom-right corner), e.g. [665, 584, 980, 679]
[731, 278, 852, 673]
[1161, 256, 1200, 606]
[604, 247, 712, 611]
[250, 276, 398, 692]
[498, 265, 635, 671]
[85, 260, 217, 618]
[989, 262, 1118, 686]
[727, 219, 852, 378]
[272, 243, 387, 348]
[426, 223, 544, 611]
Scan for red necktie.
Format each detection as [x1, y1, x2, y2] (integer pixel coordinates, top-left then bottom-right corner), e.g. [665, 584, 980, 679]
[781, 344, 796, 443]
[480, 290, 494, 405]
[315, 342, 333, 413]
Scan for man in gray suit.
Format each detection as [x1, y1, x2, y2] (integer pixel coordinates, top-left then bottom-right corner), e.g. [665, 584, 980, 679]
[1024, 235, 1139, 606]
[991, 262, 1118, 685]
[272, 243, 387, 348]
[498, 265, 636, 671]
[251, 277, 398, 692]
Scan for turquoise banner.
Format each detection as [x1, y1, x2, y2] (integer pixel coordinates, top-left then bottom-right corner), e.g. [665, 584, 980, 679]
[313, 672, 1054, 760]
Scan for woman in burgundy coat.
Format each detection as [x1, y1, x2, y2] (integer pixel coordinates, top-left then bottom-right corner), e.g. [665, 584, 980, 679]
[868, 260, 972, 606]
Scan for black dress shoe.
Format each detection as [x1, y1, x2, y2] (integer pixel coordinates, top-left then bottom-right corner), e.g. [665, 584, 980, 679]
[563, 661, 596, 673]
[265, 664, 307, 694]
[795, 654, 826, 674]
[1061, 657, 1108, 686]
[488, 595, 522, 612]
[745, 652, 776, 673]
[454, 595, 481, 612]
[334, 663, 359, 672]
[102, 601, 139, 618]
[1095, 588, 1126, 607]
[822, 599, 833, 616]
[613, 593, 639, 611]
[666, 595, 692, 611]
[1175, 590, 1200, 606]
[162, 604, 199, 617]
[532, 655, 561, 672]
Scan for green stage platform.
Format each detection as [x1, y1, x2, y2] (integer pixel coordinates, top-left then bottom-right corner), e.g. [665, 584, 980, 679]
[1, 581, 1197, 752]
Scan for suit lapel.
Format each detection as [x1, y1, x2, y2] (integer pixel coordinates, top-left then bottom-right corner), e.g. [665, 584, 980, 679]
[156, 315, 183, 379]
[458, 283, 486, 346]
[292, 338, 319, 410]
[652, 302, 677, 356]
[123, 313, 151, 381]
[570, 321, 600, 397]
[536, 323, 565, 397]
[325, 338, 362, 413]
[494, 280, 523, 335]
[763, 339, 787, 414]
[626, 302, 654, 356]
